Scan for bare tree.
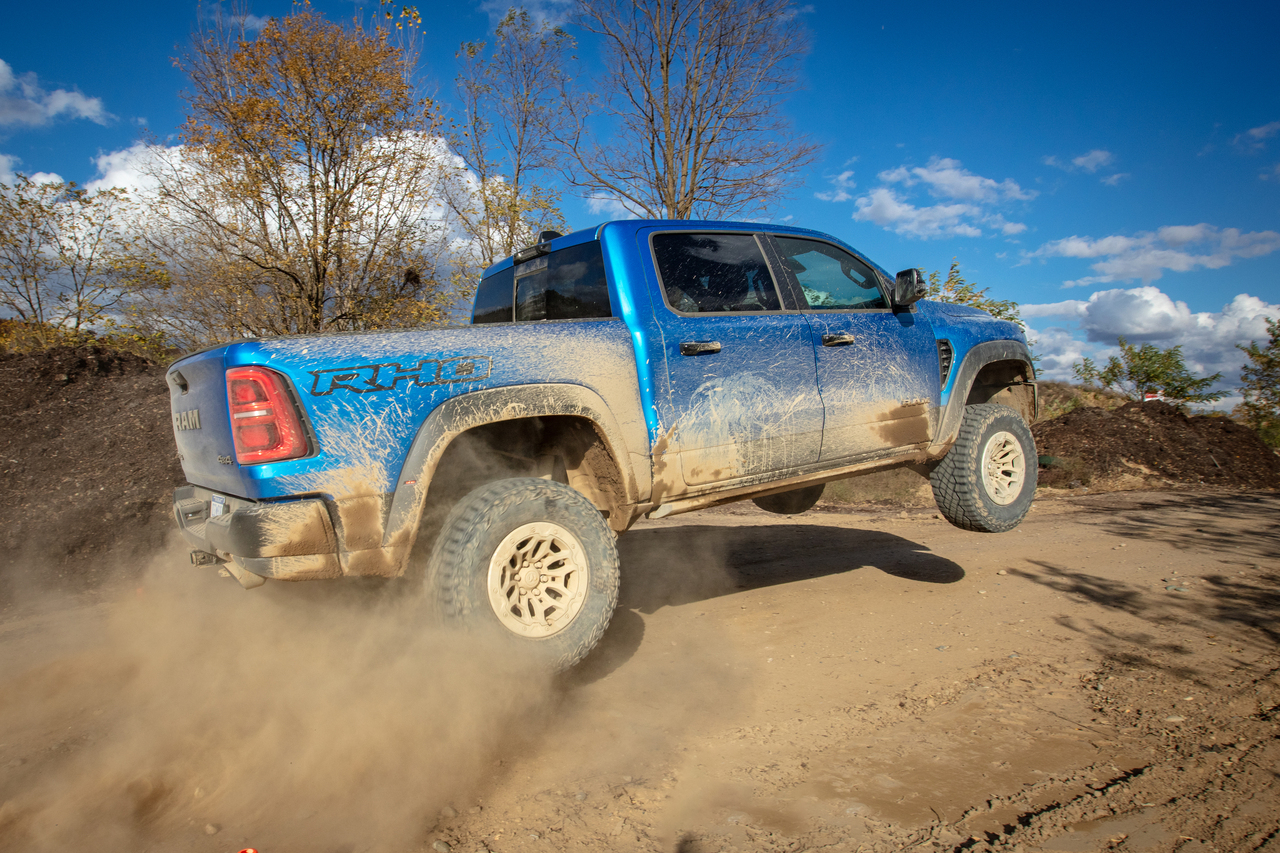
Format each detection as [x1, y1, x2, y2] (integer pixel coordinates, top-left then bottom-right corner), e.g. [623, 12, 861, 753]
[0, 176, 153, 345]
[143, 6, 460, 344]
[0, 176, 60, 336]
[448, 9, 571, 270]
[558, 0, 820, 220]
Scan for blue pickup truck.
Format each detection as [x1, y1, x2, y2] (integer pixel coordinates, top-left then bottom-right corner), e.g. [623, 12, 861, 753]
[169, 219, 1037, 668]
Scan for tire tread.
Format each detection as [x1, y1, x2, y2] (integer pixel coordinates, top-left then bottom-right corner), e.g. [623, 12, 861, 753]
[424, 478, 619, 671]
[930, 403, 1036, 533]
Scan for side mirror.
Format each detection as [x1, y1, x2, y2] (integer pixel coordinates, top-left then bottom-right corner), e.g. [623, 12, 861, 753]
[893, 268, 927, 308]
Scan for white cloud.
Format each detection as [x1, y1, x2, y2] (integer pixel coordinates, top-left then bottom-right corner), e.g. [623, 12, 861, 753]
[1061, 275, 1110, 289]
[478, 0, 573, 27]
[853, 188, 981, 238]
[1024, 323, 1091, 379]
[1029, 224, 1280, 284]
[1046, 149, 1124, 184]
[0, 152, 62, 185]
[814, 169, 856, 202]
[851, 157, 1032, 240]
[0, 59, 110, 127]
[232, 13, 270, 31]
[879, 156, 1035, 203]
[85, 142, 168, 194]
[1248, 121, 1280, 141]
[1234, 120, 1280, 151]
[1071, 149, 1113, 172]
[585, 193, 641, 220]
[1021, 300, 1087, 319]
[1261, 163, 1280, 181]
[1024, 286, 1280, 383]
[993, 216, 1028, 236]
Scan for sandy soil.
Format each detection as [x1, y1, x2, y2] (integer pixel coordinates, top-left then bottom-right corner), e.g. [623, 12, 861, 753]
[1, 488, 1278, 853]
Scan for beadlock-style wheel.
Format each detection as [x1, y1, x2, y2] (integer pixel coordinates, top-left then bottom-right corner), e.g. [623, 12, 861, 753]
[487, 522, 590, 638]
[421, 478, 620, 671]
[980, 430, 1027, 506]
[931, 403, 1037, 533]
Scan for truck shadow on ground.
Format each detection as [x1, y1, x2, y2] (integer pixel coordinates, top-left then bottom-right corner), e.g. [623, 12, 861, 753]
[618, 523, 964, 614]
[571, 523, 962, 684]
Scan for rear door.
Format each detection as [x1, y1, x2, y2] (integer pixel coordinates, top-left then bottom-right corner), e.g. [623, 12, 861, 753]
[766, 235, 940, 462]
[640, 229, 824, 488]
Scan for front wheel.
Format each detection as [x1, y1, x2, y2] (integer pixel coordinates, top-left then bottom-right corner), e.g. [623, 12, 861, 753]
[422, 478, 620, 671]
[930, 403, 1036, 532]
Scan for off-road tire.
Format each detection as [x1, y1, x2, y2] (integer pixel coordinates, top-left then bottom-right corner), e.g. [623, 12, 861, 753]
[931, 403, 1036, 533]
[752, 483, 825, 515]
[423, 478, 619, 671]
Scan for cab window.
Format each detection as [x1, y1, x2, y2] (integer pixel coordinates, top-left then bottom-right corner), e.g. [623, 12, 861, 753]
[472, 268, 514, 324]
[515, 241, 613, 321]
[472, 241, 613, 324]
[773, 237, 887, 310]
[652, 232, 783, 313]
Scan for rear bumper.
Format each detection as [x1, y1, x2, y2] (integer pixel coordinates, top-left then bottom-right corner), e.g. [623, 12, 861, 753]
[173, 485, 342, 581]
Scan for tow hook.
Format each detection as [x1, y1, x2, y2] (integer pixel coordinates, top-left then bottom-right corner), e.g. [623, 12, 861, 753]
[190, 550, 224, 566]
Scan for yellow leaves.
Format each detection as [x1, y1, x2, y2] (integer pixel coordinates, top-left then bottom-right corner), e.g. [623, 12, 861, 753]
[158, 4, 455, 340]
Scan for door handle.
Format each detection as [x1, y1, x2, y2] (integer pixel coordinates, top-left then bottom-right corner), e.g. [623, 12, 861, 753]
[822, 333, 857, 347]
[679, 340, 722, 356]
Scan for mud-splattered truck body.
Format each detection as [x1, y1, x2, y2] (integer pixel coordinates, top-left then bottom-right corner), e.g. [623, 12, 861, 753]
[169, 219, 1037, 668]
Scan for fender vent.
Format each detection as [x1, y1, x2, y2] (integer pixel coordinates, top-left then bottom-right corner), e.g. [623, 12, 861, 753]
[937, 340, 954, 387]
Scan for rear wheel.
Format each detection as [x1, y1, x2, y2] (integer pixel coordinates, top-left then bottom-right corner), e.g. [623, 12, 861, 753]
[422, 478, 619, 671]
[931, 403, 1036, 532]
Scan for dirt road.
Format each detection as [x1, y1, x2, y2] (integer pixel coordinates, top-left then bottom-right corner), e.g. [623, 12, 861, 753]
[1, 489, 1278, 853]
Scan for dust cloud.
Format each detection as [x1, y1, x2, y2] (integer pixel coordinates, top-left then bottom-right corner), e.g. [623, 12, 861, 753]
[0, 537, 558, 852]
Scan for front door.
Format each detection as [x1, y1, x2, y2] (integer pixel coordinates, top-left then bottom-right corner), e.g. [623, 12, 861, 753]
[768, 235, 940, 461]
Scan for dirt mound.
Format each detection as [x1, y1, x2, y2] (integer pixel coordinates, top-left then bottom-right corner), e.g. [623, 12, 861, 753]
[0, 346, 185, 592]
[1033, 399, 1280, 490]
[1035, 380, 1128, 421]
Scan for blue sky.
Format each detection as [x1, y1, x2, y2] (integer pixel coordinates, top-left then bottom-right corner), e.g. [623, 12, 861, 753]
[2, 0, 1278, 399]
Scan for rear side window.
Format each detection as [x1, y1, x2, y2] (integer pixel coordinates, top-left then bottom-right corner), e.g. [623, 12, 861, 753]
[472, 268, 514, 324]
[515, 241, 613, 321]
[652, 233, 782, 313]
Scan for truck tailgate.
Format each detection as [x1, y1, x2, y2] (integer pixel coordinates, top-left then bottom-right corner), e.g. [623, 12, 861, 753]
[166, 348, 247, 496]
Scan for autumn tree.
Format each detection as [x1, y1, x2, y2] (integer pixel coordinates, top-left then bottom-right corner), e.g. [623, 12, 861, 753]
[1234, 317, 1280, 447]
[142, 5, 459, 345]
[1073, 337, 1226, 410]
[557, 0, 820, 220]
[449, 9, 570, 271]
[0, 175, 155, 347]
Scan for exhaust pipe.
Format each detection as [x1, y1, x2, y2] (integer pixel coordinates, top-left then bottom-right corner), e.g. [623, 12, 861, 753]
[192, 550, 266, 590]
[224, 561, 267, 590]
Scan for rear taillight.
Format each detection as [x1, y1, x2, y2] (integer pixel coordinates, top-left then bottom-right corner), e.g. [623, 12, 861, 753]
[225, 366, 310, 465]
